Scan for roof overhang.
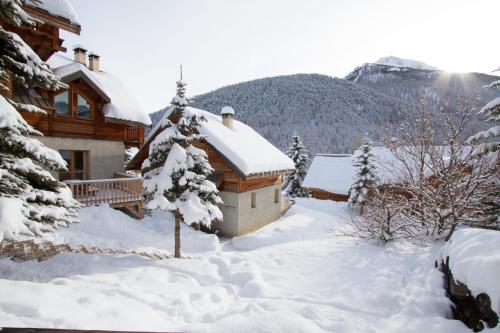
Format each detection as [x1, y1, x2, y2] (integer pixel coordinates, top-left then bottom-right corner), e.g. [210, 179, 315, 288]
[105, 116, 150, 128]
[58, 70, 111, 103]
[23, 5, 81, 35]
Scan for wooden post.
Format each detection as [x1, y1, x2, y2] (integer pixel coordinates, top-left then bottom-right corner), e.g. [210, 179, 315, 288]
[174, 211, 181, 258]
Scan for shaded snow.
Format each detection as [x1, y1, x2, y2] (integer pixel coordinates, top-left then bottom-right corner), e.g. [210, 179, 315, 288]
[0, 200, 474, 332]
[0, 197, 29, 242]
[45, 205, 220, 254]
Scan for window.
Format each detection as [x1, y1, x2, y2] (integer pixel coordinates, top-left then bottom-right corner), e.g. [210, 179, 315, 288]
[77, 94, 91, 119]
[274, 189, 280, 204]
[55, 91, 69, 116]
[59, 150, 71, 167]
[58, 150, 89, 181]
[251, 192, 256, 208]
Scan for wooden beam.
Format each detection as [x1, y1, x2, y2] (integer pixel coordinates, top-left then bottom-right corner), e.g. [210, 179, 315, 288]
[23, 6, 81, 34]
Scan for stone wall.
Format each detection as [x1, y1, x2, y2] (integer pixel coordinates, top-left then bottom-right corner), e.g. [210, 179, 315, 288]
[213, 184, 283, 237]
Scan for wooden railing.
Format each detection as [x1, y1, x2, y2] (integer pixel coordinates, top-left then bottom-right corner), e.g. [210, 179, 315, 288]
[65, 177, 143, 207]
[59, 170, 87, 181]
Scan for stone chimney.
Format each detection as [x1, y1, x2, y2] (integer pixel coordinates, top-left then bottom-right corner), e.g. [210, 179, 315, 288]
[73, 45, 87, 65]
[88, 52, 100, 72]
[221, 106, 235, 129]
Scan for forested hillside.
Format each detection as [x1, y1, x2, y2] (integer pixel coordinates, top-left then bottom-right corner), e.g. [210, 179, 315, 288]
[150, 66, 498, 155]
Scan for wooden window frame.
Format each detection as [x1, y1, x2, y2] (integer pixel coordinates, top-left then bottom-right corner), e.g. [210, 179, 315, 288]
[54, 90, 71, 118]
[75, 91, 94, 120]
[54, 87, 95, 120]
[59, 150, 90, 181]
[251, 192, 256, 208]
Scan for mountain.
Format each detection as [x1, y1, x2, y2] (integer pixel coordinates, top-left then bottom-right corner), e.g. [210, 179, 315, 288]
[345, 61, 498, 120]
[373, 56, 437, 71]
[150, 74, 409, 155]
[149, 62, 499, 156]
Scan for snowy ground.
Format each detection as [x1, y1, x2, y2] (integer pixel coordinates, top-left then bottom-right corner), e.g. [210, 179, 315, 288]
[0, 199, 479, 332]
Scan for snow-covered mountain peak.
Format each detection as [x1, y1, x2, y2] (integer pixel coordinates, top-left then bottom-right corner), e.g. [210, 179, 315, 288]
[374, 56, 438, 70]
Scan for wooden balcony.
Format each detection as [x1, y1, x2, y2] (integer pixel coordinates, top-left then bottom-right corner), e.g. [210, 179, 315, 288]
[65, 177, 144, 219]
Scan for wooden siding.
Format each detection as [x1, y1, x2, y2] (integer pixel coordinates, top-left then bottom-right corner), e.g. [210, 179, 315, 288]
[191, 141, 283, 193]
[308, 188, 349, 202]
[16, 79, 144, 146]
[1, 18, 62, 61]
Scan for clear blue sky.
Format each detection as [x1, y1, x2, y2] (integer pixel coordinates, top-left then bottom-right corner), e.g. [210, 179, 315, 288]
[61, 0, 500, 113]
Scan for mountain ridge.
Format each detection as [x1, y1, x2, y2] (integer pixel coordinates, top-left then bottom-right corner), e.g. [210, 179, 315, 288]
[149, 65, 498, 156]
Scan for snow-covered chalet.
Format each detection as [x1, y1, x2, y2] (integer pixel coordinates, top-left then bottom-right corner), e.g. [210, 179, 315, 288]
[302, 154, 354, 201]
[128, 106, 295, 236]
[1, 0, 151, 217]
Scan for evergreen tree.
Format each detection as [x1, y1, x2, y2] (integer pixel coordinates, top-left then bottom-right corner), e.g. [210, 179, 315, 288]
[124, 147, 139, 168]
[142, 80, 223, 258]
[0, 1, 79, 241]
[348, 137, 378, 214]
[466, 71, 499, 228]
[467, 75, 499, 152]
[283, 134, 310, 198]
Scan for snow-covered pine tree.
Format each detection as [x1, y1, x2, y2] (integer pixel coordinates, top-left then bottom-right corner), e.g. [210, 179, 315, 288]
[124, 147, 139, 167]
[0, 1, 79, 241]
[466, 70, 500, 229]
[142, 80, 223, 258]
[283, 134, 310, 198]
[348, 137, 378, 214]
[466, 73, 499, 153]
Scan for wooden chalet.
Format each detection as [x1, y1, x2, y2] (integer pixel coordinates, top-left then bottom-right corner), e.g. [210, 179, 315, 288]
[128, 106, 295, 236]
[1, 0, 152, 218]
[302, 154, 354, 201]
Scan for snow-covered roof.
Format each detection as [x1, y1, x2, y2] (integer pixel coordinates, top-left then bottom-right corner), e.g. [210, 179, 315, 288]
[302, 155, 355, 194]
[49, 54, 151, 126]
[374, 56, 437, 71]
[302, 148, 425, 195]
[24, 0, 80, 25]
[146, 106, 294, 177]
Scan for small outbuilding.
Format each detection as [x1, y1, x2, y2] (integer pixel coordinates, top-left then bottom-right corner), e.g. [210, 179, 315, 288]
[302, 154, 355, 201]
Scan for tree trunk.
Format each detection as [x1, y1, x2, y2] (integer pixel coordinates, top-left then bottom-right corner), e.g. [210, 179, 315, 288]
[444, 224, 456, 242]
[174, 212, 181, 258]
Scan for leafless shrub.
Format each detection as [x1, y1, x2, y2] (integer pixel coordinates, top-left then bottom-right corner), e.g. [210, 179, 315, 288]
[347, 187, 419, 244]
[383, 99, 498, 240]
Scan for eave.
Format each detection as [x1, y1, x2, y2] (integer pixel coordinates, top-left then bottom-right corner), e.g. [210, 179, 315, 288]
[23, 5, 81, 35]
[105, 116, 150, 128]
